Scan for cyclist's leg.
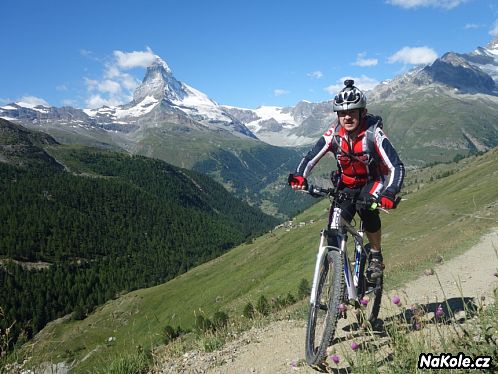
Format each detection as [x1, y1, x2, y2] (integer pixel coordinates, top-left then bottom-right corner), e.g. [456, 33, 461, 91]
[326, 188, 357, 246]
[358, 183, 384, 279]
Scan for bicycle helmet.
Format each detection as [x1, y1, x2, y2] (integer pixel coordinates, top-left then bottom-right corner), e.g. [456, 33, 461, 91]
[332, 79, 367, 112]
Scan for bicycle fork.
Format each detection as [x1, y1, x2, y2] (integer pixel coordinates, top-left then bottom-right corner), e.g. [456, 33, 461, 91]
[309, 230, 364, 306]
[309, 230, 331, 306]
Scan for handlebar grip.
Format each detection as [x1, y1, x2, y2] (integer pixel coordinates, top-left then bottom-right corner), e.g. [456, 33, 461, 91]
[307, 185, 331, 197]
[394, 196, 402, 209]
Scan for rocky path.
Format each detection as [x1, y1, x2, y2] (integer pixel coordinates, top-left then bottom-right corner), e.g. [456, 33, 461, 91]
[156, 230, 498, 373]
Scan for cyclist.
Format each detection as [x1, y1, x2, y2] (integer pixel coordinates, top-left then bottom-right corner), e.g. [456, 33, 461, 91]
[288, 79, 405, 280]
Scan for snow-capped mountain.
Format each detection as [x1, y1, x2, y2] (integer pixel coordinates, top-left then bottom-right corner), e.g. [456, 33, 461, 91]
[0, 56, 255, 141]
[369, 35, 498, 102]
[222, 100, 335, 146]
[2, 36, 498, 165]
[222, 36, 498, 161]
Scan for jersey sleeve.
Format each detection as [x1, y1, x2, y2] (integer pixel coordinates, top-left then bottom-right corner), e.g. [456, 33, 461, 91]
[373, 127, 405, 195]
[295, 126, 336, 178]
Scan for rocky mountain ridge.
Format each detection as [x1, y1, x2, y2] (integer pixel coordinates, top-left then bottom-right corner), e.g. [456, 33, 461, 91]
[0, 56, 255, 142]
[2, 37, 498, 165]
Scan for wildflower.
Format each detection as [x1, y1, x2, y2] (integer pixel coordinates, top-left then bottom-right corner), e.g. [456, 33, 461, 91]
[351, 341, 360, 350]
[338, 303, 347, 313]
[391, 295, 401, 305]
[360, 297, 369, 306]
[435, 304, 444, 319]
[414, 322, 421, 330]
[330, 354, 340, 364]
[290, 360, 298, 369]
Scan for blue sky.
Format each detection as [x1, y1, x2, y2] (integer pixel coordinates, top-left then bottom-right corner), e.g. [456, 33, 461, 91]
[2, 0, 498, 109]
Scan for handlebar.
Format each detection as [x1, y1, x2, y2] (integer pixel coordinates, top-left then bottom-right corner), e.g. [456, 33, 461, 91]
[303, 184, 401, 210]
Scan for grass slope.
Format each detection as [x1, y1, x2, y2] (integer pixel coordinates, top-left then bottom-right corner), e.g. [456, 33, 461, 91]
[133, 126, 311, 218]
[18, 148, 498, 372]
[368, 90, 498, 166]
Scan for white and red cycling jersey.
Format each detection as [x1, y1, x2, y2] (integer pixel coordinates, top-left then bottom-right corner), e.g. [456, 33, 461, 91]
[295, 114, 405, 197]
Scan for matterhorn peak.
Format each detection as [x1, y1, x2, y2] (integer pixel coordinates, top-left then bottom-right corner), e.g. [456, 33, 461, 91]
[133, 56, 186, 103]
[151, 56, 172, 74]
[487, 35, 498, 52]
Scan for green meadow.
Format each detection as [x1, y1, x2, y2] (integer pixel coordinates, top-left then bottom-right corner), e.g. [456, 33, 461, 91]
[14, 148, 498, 372]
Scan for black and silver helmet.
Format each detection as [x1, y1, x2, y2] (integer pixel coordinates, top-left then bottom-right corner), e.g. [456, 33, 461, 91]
[332, 79, 367, 112]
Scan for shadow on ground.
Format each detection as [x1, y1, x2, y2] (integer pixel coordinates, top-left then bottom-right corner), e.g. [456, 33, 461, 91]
[318, 296, 479, 373]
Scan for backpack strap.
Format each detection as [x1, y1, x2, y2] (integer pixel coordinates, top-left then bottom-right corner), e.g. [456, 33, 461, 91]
[364, 114, 383, 159]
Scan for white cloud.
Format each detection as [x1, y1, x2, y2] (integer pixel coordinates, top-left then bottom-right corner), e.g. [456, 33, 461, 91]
[307, 71, 323, 79]
[0, 98, 13, 105]
[386, 0, 467, 9]
[352, 52, 378, 67]
[98, 80, 122, 94]
[86, 94, 125, 108]
[464, 23, 482, 30]
[273, 89, 290, 96]
[61, 99, 78, 107]
[324, 76, 380, 96]
[113, 47, 156, 69]
[16, 96, 50, 108]
[490, 19, 498, 36]
[388, 46, 438, 65]
[56, 84, 68, 92]
[83, 48, 157, 108]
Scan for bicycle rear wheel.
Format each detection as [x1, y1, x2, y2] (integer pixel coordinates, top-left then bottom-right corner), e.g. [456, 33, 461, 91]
[305, 249, 344, 370]
[357, 268, 383, 327]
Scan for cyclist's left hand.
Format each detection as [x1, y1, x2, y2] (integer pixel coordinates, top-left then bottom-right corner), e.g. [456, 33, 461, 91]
[379, 192, 397, 209]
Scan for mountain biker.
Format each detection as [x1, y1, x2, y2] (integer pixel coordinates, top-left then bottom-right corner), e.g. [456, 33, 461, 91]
[288, 79, 405, 280]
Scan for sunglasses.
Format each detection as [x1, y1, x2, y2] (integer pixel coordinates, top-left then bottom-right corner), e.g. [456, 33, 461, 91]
[337, 109, 360, 117]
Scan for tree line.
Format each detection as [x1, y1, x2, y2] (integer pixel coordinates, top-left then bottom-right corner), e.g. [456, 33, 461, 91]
[0, 148, 278, 352]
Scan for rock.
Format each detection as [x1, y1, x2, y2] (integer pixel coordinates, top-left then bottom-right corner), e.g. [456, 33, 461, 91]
[424, 268, 434, 276]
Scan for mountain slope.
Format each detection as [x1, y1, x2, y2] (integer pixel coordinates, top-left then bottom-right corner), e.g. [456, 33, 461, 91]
[0, 120, 279, 354]
[368, 88, 498, 165]
[0, 118, 63, 170]
[18, 146, 498, 372]
[0, 59, 308, 218]
[228, 36, 498, 165]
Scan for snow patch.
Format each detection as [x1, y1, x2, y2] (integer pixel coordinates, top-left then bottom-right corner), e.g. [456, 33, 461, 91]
[115, 96, 159, 119]
[0, 116, 18, 121]
[1, 105, 17, 110]
[171, 84, 231, 122]
[245, 106, 297, 133]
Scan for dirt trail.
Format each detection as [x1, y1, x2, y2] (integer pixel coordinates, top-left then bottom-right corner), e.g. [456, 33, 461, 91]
[157, 230, 498, 374]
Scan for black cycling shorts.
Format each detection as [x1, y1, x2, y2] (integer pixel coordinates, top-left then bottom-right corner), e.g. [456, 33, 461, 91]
[330, 182, 381, 233]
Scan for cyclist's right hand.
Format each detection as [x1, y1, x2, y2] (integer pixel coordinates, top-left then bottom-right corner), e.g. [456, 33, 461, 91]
[378, 191, 400, 209]
[288, 173, 308, 191]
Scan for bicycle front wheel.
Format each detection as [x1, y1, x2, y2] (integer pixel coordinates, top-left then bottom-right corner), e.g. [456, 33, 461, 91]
[305, 249, 344, 370]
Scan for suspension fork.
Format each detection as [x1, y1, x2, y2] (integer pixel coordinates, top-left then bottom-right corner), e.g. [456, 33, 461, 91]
[341, 235, 358, 301]
[309, 230, 330, 306]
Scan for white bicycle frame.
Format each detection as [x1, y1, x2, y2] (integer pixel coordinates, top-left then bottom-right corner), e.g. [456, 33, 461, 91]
[309, 207, 365, 306]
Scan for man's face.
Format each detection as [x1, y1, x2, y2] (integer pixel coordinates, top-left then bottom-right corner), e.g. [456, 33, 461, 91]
[338, 109, 362, 132]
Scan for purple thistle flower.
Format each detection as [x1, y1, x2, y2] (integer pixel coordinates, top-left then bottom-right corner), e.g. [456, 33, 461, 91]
[351, 341, 360, 350]
[435, 304, 444, 318]
[392, 295, 401, 305]
[360, 297, 369, 306]
[330, 354, 340, 364]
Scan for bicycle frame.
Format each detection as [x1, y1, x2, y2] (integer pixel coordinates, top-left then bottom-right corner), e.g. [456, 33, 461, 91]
[309, 209, 367, 306]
